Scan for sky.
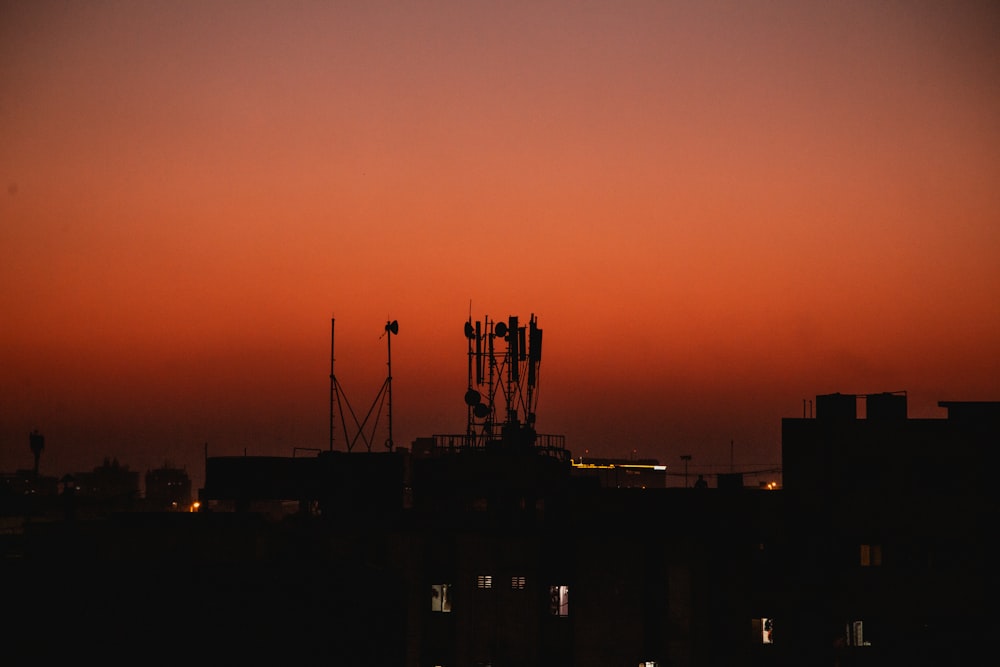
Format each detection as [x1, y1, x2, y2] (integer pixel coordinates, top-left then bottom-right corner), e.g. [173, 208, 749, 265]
[2, 0, 999, 492]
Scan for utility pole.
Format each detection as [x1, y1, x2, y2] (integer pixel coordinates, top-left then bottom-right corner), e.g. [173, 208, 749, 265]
[680, 454, 692, 488]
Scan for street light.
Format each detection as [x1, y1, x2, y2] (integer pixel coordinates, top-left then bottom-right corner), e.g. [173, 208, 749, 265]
[680, 454, 692, 488]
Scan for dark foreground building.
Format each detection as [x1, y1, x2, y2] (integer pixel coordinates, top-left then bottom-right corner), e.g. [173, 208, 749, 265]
[4, 318, 993, 666]
[780, 392, 996, 666]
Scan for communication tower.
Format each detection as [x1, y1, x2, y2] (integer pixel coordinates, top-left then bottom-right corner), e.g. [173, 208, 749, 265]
[462, 313, 545, 452]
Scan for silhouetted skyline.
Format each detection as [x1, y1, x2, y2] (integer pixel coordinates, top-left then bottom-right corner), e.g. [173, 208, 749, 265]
[6, 389, 993, 664]
[3, 2, 999, 490]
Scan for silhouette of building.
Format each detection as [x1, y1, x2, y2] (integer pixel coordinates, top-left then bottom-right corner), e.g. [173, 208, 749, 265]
[0, 469, 60, 529]
[569, 457, 668, 488]
[0, 430, 60, 526]
[144, 462, 193, 510]
[187, 315, 788, 665]
[72, 457, 139, 504]
[37, 457, 141, 523]
[3, 320, 992, 666]
[781, 391, 996, 666]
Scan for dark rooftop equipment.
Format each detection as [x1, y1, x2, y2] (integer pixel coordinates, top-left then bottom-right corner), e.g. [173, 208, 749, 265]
[462, 312, 550, 453]
[866, 391, 907, 421]
[815, 392, 857, 421]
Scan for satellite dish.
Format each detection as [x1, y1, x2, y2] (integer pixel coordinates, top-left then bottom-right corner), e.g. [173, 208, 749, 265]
[464, 321, 475, 339]
[494, 321, 507, 338]
[464, 389, 481, 406]
[386, 320, 399, 335]
[474, 402, 490, 418]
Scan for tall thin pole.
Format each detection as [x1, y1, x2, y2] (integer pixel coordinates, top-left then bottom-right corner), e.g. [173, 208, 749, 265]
[387, 323, 393, 451]
[384, 319, 397, 451]
[330, 317, 337, 452]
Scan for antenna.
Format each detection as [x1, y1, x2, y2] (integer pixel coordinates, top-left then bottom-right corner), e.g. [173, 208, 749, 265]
[384, 319, 399, 451]
[526, 314, 542, 420]
[330, 317, 336, 451]
[477, 321, 484, 385]
[465, 316, 475, 391]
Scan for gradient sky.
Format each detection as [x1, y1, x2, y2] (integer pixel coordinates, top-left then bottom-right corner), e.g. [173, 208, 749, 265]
[3, 0, 999, 491]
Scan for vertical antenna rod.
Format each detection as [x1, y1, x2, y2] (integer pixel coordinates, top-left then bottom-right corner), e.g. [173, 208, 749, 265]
[385, 319, 399, 451]
[330, 317, 337, 452]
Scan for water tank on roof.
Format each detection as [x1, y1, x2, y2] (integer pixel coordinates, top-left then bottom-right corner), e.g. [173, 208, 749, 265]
[816, 393, 857, 420]
[866, 392, 907, 421]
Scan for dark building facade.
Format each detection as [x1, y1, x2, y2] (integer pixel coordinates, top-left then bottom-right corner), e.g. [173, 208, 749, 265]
[780, 392, 996, 666]
[7, 393, 991, 665]
[144, 463, 193, 510]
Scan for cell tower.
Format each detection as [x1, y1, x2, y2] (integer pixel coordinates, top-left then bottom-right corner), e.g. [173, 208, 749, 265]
[462, 313, 544, 451]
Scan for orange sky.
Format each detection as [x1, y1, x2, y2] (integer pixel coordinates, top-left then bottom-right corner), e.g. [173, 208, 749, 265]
[2, 1, 999, 491]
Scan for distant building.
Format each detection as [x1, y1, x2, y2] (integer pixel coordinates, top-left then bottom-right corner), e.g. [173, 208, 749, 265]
[71, 457, 139, 513]
[0, 469, 60, 521]
[0, 470, 60, 500]
[569, 456, 668, 488]
[144, 463, 192, 510]
[0, 429, 60, 520]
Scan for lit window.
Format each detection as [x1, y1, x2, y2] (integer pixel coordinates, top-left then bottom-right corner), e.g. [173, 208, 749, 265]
[752, 617, 774, 643]
[860, 544, 882, 567]
[846, 620, 872, 646]
[511, 576, 526, 590]
[477, 574, 492, 589]
[430, 584, 452, 612]
[639, 662, 659, 667]
[549, 585, 569, 616]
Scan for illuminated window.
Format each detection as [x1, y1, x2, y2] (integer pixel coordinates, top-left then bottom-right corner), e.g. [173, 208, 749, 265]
[752, 617, 774, 644]
[430, 584, 452, 612]
[860, 544, 882, 567]
[511, 576, 526, 590]
[477, 574, 492, 589]
[639, 662, 659, 667]
[846, 620, 872, 646]
[549, 585, 569, 616]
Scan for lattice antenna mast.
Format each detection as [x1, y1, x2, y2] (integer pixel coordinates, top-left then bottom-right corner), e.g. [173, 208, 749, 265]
[463, 313, 543, 445]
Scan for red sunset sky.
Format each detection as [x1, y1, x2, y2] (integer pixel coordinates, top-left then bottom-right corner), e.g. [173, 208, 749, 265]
[2, 1, 998, 491]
